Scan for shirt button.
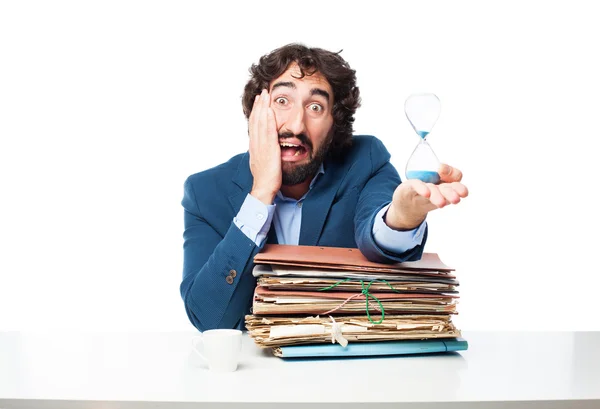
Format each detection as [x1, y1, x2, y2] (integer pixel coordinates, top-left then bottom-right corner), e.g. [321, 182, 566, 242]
[226, 275, 234, 284]
[229, 269, 237, 278]
[297, 202, 302, 208]
[256, 213, 264, 220]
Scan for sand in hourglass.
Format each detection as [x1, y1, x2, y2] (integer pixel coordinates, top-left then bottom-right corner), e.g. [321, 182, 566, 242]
[404, 94, 442, 185]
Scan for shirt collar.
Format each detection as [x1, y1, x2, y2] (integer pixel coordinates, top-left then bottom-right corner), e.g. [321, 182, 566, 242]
[309, 163, 326, 189]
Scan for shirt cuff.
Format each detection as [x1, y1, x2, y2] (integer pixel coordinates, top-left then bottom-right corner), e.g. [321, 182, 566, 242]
[372, 203, 427, 254]
[233, 194, 276, 246]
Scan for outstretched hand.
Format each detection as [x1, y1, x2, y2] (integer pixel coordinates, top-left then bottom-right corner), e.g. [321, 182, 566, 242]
[385, 164, 469, 230]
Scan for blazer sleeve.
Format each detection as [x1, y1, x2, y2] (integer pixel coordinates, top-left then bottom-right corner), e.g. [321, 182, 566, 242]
[180, 178, 262, 331]
[354, 138, 427, 263]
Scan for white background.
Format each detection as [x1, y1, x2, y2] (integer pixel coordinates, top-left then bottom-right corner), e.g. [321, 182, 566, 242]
[1, 0, 598, 332]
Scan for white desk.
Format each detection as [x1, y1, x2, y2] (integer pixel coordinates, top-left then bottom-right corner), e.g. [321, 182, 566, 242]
[1, 331, 599, 408]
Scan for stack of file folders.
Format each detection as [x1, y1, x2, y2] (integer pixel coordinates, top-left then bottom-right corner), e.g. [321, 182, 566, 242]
[245, 244, 468, 358]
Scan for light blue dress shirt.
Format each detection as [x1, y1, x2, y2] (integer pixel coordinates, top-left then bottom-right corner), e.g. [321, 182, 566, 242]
[233, 164, 426, 253]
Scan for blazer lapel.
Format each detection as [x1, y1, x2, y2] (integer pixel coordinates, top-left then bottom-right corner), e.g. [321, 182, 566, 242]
[298, 161, 346, 246]
[228, 152, 253, 213]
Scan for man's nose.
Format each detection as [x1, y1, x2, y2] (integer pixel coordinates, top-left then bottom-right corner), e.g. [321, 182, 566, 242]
[283, 105, 306, 136]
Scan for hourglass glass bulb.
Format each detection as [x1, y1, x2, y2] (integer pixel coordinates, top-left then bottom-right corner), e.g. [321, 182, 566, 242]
[404, 93, 441, 139]
[405, 140, 441, 184]
[404, 93, 442, 184]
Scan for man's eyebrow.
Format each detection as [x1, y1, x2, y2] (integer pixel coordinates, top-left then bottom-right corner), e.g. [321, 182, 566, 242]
[311, 88, 330, 101]
[271, 81, 295, 91]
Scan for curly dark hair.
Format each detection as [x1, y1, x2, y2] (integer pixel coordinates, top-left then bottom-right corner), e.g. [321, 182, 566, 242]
[242, 43, 361, 159]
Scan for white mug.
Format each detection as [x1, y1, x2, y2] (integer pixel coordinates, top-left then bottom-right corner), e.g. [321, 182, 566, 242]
[191, 329, 242, 372]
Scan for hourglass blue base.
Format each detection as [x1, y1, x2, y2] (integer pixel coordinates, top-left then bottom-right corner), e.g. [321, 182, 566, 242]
[406, 170, 440, 184]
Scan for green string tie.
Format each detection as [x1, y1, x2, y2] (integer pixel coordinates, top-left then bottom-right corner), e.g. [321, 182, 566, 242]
[318, 278, 400, 324]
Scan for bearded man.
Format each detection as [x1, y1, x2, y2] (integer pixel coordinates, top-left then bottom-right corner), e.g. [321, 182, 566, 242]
[180, 44, 468, 331]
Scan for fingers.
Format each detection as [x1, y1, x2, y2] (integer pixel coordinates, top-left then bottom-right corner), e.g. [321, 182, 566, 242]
[267, 106, 277, 139]
[406, 179, 468, 209]
[405, 179, 446, 207]
[436, 164, 468, 205]
[427, 184, 447, 208]
[257, 91, 268, 144]
[249, 93, 260, 146]
[431, 182, 469, 208]
[249, 94, 260, 129]
[402, 180, 445, 208]
[249, 94, 260, 148]
[450, 181, 469, 198]
[249, 89, 272, 148]
[439, 163, 463, 183]
[438, 184, 460, 205]
[405, 179, 431, 199]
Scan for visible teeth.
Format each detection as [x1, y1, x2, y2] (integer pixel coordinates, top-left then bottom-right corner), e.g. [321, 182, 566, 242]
[294, 149, 300, 156]
[280, 142, 299, 147]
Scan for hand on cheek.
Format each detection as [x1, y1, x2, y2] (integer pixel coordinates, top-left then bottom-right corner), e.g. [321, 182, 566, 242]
[248, 90, 281, 205]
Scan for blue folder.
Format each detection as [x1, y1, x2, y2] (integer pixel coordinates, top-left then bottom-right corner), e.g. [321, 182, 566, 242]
[275, 338, 468, 358]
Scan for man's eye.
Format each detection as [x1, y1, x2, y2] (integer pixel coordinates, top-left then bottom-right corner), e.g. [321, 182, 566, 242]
[309, 103, 323, 112]
[275, 97, 288, 105]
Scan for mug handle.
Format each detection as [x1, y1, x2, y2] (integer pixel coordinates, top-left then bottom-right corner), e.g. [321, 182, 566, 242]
[191, 335, 207, 361]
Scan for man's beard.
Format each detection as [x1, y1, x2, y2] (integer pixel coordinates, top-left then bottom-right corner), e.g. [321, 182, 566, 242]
[281, 132, 332, 186]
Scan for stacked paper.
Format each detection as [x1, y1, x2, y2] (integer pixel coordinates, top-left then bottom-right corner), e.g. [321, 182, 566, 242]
[245, 244, 466, 357]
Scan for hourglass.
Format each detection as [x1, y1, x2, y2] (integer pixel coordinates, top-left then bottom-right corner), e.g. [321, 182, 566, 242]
[404, 93, 442, 184]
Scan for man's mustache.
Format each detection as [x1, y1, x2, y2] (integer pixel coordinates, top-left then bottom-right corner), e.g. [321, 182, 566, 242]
[278, 132, 312, 150]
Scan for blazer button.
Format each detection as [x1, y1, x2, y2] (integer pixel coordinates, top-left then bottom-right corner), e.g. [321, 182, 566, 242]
[229, 269, 237, 278]
[226, 275, 234, 284]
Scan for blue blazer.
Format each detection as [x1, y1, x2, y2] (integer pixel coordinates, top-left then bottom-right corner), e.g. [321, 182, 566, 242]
[180, 135, 427, 331]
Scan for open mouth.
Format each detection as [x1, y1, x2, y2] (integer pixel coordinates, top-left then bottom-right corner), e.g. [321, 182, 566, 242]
[280, 141, 309, 162]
